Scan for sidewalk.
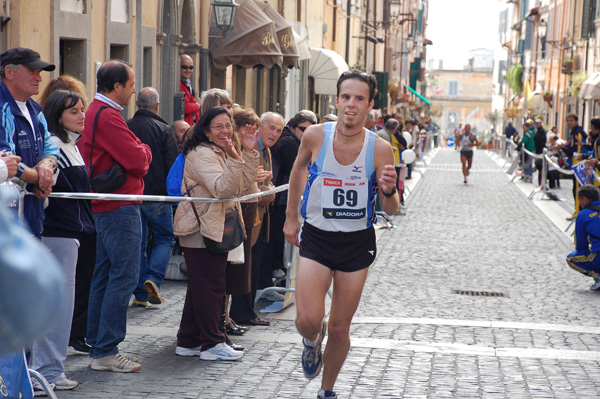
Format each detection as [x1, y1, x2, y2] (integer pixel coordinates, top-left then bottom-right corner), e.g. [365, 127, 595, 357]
[59, 148, 600, 398]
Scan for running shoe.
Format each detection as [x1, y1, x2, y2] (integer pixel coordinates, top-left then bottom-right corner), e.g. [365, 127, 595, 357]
[175, 346, 202, 357]
[317, 389, 337, 398]
[200, 342, 244, 360]
[302, 319, 327, 379]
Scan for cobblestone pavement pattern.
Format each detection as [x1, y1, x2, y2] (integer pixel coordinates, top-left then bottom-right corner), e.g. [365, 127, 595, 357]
[59, 149, 600, 398]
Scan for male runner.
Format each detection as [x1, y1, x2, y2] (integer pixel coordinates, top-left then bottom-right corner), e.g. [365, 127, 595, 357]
[284, 70, 399, 399]
[459, 124, 477, 183]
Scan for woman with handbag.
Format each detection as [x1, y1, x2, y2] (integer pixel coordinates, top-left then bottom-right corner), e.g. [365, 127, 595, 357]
[174, 107, 259, 360]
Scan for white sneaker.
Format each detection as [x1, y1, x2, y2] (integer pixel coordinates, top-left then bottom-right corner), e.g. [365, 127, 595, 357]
[175, 346, 202, 357]
[31, 379, 54, 397]
[53, 376, 78, 390]
[200, 342, 244, 360]
[90, 353, 142, 372]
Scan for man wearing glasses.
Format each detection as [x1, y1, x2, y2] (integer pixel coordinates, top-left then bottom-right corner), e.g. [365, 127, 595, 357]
[180, 54, 200, 126]
[284, 70, 399, 399]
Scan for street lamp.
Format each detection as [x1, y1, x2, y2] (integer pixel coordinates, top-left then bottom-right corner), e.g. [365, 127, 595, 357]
[537, 19, 547, 39]
[390, 0, 401, 17]
[211, 0, 239, 38]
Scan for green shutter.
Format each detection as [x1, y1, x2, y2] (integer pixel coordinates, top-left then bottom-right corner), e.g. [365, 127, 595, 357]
[409, 58, 421, 89]
[417, 9, 423, 33]
[373, 71, 388, 109]
[582, 0, 596, 39]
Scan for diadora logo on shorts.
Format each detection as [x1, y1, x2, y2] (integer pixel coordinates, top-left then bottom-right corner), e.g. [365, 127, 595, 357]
[368, 250, 374, 256]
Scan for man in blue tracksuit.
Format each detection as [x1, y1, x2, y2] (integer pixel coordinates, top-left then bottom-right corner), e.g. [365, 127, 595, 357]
[0, 47, 59, 236]
[566, 184, 600, 290]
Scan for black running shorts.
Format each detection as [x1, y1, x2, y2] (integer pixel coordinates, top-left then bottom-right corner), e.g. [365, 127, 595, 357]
[460, 148, 474, 158]
[299, 222, 376, 272]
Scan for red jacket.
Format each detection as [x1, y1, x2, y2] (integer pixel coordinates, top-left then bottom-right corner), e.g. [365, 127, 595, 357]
[180, 79, 200, 126]
[78, 98, 152, 213]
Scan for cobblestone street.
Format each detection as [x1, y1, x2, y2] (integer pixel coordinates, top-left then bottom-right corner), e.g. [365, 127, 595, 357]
[59, 148, 600, 398]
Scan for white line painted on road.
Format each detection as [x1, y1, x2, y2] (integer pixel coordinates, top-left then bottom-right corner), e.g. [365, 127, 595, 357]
[352, 317, 600, 335]
[125, 325, 600, 361]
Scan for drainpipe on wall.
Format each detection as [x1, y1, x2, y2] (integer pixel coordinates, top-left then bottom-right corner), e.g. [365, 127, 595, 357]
[199, 0, 210, 91]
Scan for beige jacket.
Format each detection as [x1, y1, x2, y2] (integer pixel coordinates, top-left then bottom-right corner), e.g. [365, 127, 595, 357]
[174, 144, 259, 241]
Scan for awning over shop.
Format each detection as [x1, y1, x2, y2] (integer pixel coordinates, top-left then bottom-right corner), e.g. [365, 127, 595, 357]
[308, 48, 349, 95]
[405, 85, 431, 105]
[209, 0, 283, 69]
[294, 31, 311, 61]
[579, 72, 600, 99]
[254, 0, 299, 69]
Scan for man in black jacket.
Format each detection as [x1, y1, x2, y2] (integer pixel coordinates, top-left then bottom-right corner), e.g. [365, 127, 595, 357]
[127, 87, 178, 306]
[534, 118, 547, 186]
[264, 110, 317, 282]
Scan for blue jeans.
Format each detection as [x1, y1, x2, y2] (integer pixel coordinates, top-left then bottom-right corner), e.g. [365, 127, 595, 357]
[87, 205, 142, 359]
[134, 202, 175, 301]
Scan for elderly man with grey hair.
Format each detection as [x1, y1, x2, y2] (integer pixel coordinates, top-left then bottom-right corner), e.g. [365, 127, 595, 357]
[365, 109, 378, 131]
[127, 87, 179, 307]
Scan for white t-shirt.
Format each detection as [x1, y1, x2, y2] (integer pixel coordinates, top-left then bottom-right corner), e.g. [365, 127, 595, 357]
[16, 100, 34, 132]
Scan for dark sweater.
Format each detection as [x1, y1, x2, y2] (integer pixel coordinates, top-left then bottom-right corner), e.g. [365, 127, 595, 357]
[127, 109, 178, 196]
[271, 125, 300, 206]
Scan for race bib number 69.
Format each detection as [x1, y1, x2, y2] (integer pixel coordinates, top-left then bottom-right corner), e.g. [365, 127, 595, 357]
[322, 177, 368, 220]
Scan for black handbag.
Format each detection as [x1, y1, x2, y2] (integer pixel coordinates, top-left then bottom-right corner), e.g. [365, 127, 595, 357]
[88, 106, 127, 193]
[185, 179, 245, 254]
[203, 209, 245, 254]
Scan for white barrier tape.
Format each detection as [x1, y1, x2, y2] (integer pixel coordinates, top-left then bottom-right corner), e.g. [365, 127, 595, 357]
[27, 184, 290, 203]
[522, 148, 544, 159]
[544, 154, 573, 175]
[503, 138, 518, 148]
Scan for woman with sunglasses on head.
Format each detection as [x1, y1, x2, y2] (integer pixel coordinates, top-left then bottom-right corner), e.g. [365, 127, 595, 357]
[173, 107, 259, 360]
[30, 90, 95, 394]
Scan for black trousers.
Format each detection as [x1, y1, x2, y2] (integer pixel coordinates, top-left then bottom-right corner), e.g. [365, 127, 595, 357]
[70, 232, 96, 340]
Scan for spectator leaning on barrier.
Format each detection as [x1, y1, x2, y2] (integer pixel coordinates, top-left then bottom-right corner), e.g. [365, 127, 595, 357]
[228, 107, 269, 334]
[562, 113, 588, 212]
[31, 90, 93, 394]
[584, 118, 600, 187]
[78, 60, 152, 373]
[127, 87, 178, 307]
[0, 47, 59, 236]
[566, 184, 600, 291]
[520, 121, 535, 183]
[534, 118, 547, 186]
[173, 107, 259, 361]
[39, 74, 96, 356]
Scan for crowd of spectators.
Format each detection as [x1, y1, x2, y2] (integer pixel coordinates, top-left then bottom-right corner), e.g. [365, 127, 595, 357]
[0, 46, 431, 396]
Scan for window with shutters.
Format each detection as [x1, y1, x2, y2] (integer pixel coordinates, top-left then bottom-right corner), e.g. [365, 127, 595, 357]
[448, 80, 459, 97]
[582, 0, 597, 39]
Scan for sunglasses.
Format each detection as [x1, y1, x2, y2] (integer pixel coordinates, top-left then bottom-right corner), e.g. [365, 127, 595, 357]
[181, 66, 194, 70]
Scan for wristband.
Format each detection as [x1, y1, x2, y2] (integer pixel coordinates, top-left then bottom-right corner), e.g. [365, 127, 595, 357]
[381, 185, 397, 197]
[15, 162, 25, 177]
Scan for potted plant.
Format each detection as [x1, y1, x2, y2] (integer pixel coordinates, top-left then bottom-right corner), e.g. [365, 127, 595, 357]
[543, 91, 553, 102]
[506, 64, 523, 94]
[568, 72, 588, 97]
[562, 58, 574, 74]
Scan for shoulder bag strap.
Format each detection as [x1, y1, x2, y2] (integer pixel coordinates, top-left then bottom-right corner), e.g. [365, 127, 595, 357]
[88, 106, 109, 179]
